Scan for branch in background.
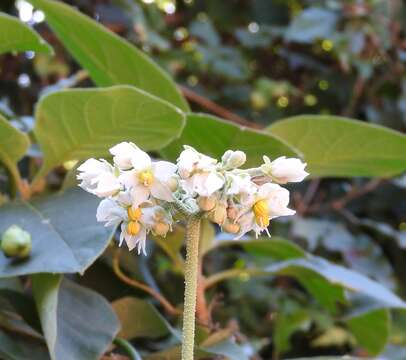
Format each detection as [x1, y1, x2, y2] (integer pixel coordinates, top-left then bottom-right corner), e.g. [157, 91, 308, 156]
[330, 178, 383, 210]
[180, 85, 260, 129]
[112, 250, 181, 317]
[304, 178, 384, 214]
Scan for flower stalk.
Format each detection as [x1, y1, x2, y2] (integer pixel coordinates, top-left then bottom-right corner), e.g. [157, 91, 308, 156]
[182, 215, 201, 360]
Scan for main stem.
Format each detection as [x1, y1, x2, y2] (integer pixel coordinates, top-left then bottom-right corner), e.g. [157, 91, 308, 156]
[182, 216, 201, 360]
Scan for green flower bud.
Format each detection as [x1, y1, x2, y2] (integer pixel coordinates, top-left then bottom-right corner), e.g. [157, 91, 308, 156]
[1, 225, 32, 258]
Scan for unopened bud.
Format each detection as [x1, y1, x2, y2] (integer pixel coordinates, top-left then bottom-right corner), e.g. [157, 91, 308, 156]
[227, 206, 239, 221]
[222, 150, 246, 169]
[208, 203, 227, 225]
[152, 222, 170, 237]
[197, 196, 217, 211]
[1, 225, 32, 258]
[222, 221, 240, 234]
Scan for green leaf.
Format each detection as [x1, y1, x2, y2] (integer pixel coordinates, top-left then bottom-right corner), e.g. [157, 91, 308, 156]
[345, 308, 390, 355]
[0, 12, 52, 55]
[0, 114, 30, 179]
[28, 0, 188, 111]
[212, 238, 406, 311]
[34, 86, 185, 178]
[268, 115, 406, 177]
[266, 257, 406, 310]
[274, 309, 310, 353]
[0, 329, 50, 360]
[242, 238, 306, 260]
[112, 297, 172, 340]
[161, 113, 298, 167]
[0, 187, 113, 277]
[32, 274, 119, 360]
[285, 8, 338, 44]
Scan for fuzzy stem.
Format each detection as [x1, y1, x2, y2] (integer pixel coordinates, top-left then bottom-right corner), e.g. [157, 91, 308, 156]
[182, 216, 201, 360]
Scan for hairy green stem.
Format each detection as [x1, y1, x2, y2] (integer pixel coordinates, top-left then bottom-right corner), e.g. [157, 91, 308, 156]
[182, 216, 201, 360]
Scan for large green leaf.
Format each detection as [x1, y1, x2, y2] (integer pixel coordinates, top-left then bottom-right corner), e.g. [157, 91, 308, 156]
[28, 0, 188, 111]
[32, 274, 119, 360]
[0, 114, 30, 180]
[0, 12, 52, 55]
[112, 297, 172, 340]
[345, 308, 390, 355]
[34, 86, 185, 178]
[161, 113, 298, 167]
[211, 238, 406, 311]
[0, 187, 113, 277]
[268, 115, 406, 177]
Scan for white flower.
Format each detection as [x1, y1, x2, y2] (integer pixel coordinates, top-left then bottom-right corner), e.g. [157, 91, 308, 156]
[261, 156, 308, 184]
[181, 172, 224, 197]
[109, 142, 140, 170]
[235, 183, 295, 238]
[77, 158, 121, 197]
[226, 172, 257, 195]
[119, 149, 177, 204]
[119, 205, 172, 254]
[177, 146, 217, 179]
[177, 146, 224, 196]
[96, 198, 127, 227]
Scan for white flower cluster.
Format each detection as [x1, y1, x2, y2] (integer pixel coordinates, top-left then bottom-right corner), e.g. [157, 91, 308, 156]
[77, 142, 308, 254]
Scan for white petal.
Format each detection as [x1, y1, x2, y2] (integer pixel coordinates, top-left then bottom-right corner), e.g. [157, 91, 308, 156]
[153, 161, 177, 182]
[150, 181, 174, 202]
[130, 186, 150, 207]
[109, 142, 140, 170]
[94, 174, 121, 197]
[130, 149, 151, 171]
[203, 172, 224, 196]
[270, 157, 309, 183]
[260, 183, 295, 218]
[96, 199, 126, 225]
[118, 169, 138, 188]
[234, 212, 255, 239]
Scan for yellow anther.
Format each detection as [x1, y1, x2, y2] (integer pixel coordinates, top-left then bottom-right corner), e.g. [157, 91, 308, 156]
[253, 200, 270, 227]
[127, 206, 142, 221]
[138, 171, 154, 186]
[127, 221, 141, 236]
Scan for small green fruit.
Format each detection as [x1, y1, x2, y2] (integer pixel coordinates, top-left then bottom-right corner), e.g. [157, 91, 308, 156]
[1, 225, 32, 258]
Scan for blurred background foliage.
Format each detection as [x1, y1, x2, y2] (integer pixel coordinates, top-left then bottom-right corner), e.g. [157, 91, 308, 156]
[0, 0, 405, 359]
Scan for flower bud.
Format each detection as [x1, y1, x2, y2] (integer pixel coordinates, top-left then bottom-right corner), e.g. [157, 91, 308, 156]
[1, 225, 32, 258]
[221, 150, 246, 169]
[261, 156, 308, 184]
[197, 195, 217, 211]
[227, 206, 239, 221]
[208, 203, 227, 225]
[152, 222, 170, 237]
[222, 221, 240, 234]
